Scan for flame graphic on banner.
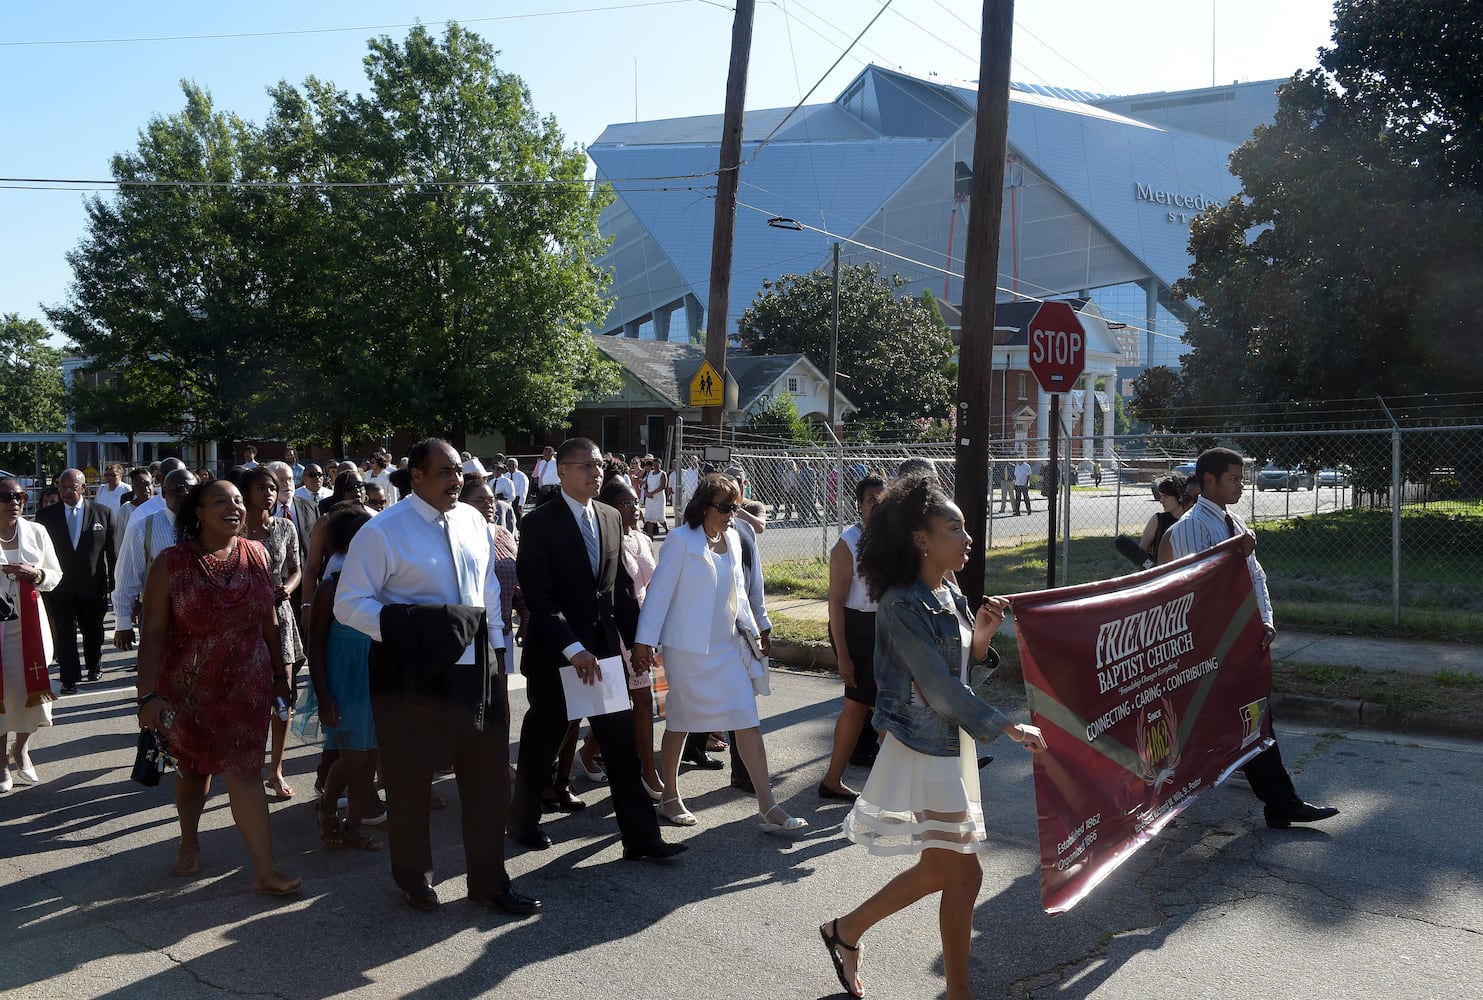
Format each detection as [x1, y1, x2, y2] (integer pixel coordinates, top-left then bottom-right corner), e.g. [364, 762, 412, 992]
[1135, 697, 1181, 790]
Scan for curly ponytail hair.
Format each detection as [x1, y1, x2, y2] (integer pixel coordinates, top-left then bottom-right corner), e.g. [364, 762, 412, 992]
[856, 474, 956, 602]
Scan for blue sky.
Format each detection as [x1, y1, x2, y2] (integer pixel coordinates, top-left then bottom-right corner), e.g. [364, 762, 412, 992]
[1, 1, 1337, 343]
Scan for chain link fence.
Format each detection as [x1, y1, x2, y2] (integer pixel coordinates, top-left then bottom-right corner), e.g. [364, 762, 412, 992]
[667, 408, 1483, 640]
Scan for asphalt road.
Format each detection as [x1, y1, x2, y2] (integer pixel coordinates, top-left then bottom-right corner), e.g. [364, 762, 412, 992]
[3, 643, 1480, 999]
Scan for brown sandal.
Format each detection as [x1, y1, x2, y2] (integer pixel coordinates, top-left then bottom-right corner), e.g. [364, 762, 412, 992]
[252, 870, 304, 896]
[316, 804, 344, 848]
[173, 842, 201, 877]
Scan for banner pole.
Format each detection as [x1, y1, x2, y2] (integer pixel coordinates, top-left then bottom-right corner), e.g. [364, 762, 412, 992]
[1046, 394, 1060, 590]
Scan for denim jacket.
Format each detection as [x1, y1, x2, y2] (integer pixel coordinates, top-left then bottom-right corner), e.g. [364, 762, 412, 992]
[872, 578, 1009, 757]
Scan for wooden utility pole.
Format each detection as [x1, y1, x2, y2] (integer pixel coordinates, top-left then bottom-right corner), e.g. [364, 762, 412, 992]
[702, 0, 756, 431]
[954, 0, 1016, 606]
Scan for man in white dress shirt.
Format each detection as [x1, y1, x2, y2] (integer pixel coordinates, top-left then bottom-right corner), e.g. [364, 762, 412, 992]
[494, 458, 529, 527]
[335, 438, 537, 916]
[112, 467, 195, 651]
[1160, 447, 1339, 830]
[241, 445, 259, 469]
[532, 445, 560, 505]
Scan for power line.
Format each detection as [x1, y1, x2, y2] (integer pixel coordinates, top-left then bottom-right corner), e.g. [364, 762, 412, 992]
[0, 1, 719, 47]
[0, 174, 718, 191]
[745, 0, 895, 163]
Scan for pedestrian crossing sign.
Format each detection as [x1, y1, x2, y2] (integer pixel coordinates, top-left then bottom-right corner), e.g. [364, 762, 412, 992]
[689, 360, 724, 408]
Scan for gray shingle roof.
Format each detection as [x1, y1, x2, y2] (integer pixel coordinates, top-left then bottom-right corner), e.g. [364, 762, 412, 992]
[590, 336, 838, 413]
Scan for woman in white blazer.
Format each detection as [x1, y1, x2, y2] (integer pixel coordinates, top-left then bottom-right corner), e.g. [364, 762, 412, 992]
[634, 474, 806, 835]
[0, 477, 64, 791]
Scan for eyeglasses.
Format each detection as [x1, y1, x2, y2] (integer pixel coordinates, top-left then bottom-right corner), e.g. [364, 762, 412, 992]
[710, 502, 739, 514]
[0, 492, 25, 503]
[168, 483, 193, 494]
[560, 461, 602, 473]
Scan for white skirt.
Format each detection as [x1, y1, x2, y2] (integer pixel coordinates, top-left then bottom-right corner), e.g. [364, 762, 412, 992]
[0, 619, 53, 734]
[643, 494, 667, 525]
[843, 730, 984, 856]
[661, 642, 759, 733]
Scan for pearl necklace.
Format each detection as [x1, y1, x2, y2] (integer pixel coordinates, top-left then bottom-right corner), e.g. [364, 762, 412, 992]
[0, 524, 17, 545]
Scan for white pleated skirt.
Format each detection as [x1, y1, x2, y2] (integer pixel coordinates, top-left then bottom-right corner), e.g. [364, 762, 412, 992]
[843, 730, 984, 856]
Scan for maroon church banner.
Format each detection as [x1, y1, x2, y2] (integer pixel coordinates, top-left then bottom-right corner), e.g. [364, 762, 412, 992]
[1010, 536, 1274, 914]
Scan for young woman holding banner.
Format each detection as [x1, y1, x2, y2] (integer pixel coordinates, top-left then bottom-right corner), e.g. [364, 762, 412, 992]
[818, 474, 1046, 1000]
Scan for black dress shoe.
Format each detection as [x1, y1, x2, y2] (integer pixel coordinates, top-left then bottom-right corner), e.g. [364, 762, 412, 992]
[403, 884, 440, 912]
[540, 787, 587, 813]
[87, 669, 101, 682]
[59, 685, 78, 696]
[729, 773, 755, 795]
[847, 751, 877, 768]
[817, 783, 858, 802]
[622, 841, 690, 862]
[1265, 801, 1340, 829]
[507, 825, 552, 850]
[681, 748, 724, 770]
[470, 887, 542, 916]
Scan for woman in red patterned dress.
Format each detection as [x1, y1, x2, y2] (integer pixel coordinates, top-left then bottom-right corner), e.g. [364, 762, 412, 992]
[136, 480, 301, 895]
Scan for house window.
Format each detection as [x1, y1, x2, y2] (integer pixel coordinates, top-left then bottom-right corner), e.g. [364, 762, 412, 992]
[1017, 373, 1027, 400]
[786, 377, 800, 394]
[600, 415, 618, 454]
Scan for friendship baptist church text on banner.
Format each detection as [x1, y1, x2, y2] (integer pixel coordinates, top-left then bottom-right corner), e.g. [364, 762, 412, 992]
[1011, 536, 1275, 914]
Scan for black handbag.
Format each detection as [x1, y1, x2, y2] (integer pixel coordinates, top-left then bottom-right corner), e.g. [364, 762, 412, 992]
[130, 729, 176, 787]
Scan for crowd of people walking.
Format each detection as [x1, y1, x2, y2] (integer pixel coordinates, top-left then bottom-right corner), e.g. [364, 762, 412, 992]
[0, 439, 1341, 998]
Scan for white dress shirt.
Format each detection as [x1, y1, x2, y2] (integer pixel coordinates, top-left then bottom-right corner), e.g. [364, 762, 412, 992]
[537, 458, 560, 487]
[1164, 496, 1273, 627]
[494, 470, 529, 506]
[112, 507, 177, 631]
[334, 492, 504, 658]
[94, 482, 129, 512]
[295, 485, 333, 502]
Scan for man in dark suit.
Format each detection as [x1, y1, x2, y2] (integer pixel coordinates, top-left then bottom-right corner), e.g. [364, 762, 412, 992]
[37, 469, 115, 693]
[512, 438, 686, 862]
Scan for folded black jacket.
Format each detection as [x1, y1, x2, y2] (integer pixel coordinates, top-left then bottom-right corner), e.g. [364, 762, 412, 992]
[369, 603, 498, 731]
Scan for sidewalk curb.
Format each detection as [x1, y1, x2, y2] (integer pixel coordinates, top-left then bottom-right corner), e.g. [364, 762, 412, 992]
[767, 642, 1483, 743]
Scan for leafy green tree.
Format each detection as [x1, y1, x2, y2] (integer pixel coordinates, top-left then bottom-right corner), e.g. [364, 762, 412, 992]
[0, 315, 65, 471]
[1174, 0, 1483, 414]
[263, 24, 619, 448]
[47, 83, 276, 448]
[735, 262, 955, 426]
[1127, 366, 1180, 429]
[746, 392, 814, 443]
[50, 24, 618, 455]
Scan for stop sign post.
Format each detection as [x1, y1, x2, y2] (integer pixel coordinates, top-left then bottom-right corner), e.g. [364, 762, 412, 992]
[1027, 301, 1086, 589]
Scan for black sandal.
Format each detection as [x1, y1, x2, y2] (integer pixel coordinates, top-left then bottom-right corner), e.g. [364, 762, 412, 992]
[819, 919, 862, 997]
[316, 804, 344, 849]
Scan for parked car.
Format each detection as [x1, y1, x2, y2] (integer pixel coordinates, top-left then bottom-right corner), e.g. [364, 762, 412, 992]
[1150, 461, 1198, 499]
[1256, 464, 1315, 491]
[1317, 467, 1351, 486]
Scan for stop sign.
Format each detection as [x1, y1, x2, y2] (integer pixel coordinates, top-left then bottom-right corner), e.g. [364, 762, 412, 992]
[1026, 301, 1086, 393]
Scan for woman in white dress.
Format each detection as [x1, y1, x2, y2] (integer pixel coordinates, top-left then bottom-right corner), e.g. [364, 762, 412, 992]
[817, 474, 1046, 1000]
[0, 477, 64, 792]
[632, 473, 806, 834]
[640, 456, 668, 537]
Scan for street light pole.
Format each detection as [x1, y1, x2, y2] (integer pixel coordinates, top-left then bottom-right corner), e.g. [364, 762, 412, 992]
[829, 241, 840, 430]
